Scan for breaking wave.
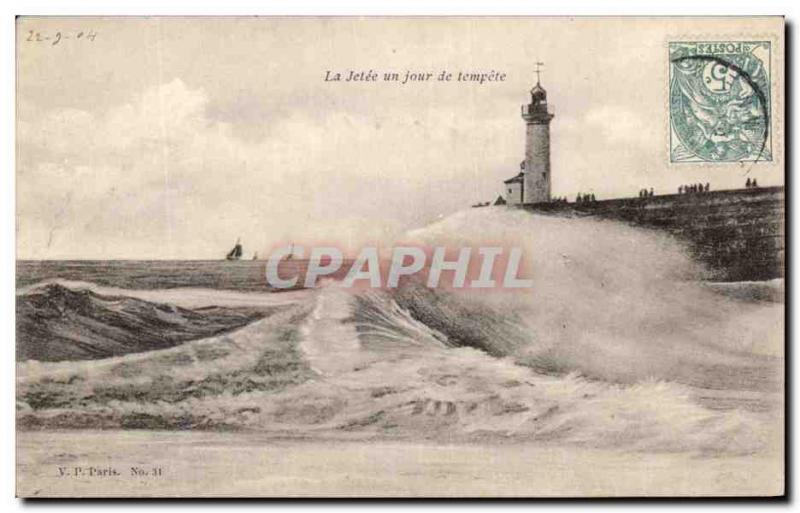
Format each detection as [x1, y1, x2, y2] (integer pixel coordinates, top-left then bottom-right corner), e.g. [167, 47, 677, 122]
[16, 208, 784, 456]
[16, 283, 275, 362]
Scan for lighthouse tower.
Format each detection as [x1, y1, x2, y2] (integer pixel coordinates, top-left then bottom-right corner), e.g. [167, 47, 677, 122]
[521, 64, 554, 204]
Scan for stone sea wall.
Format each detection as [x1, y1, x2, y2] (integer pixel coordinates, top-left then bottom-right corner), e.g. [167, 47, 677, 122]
[522, 186, 785, 282]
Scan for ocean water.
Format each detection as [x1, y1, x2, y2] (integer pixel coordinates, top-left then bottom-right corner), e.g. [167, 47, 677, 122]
[17, 260, 279, 291]
[16, 208, 784, 459]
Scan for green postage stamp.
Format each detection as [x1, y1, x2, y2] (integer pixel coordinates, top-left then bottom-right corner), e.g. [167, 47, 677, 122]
[669, 41, 772, 163]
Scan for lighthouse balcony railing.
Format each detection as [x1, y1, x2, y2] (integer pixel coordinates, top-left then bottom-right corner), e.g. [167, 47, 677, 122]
[521, 104, 555, 116]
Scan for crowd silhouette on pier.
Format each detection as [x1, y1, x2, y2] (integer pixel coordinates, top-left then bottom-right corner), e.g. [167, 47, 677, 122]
[475, 177, 765, 209]
[678, 183, 710, 194]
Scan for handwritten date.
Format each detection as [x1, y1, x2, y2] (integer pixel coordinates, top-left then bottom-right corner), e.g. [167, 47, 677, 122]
[26, 29, 97, 46]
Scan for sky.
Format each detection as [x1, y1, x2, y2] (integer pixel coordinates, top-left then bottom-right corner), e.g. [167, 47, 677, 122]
[16, 17, 784, 259]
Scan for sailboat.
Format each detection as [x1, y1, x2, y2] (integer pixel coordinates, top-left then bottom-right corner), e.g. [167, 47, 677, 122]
[226, 238, 243, 261]
[286, 243, 295, 261]
[252, 252, 258, 261]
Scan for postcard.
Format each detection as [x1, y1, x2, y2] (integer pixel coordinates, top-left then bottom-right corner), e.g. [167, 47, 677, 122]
[16, 16, 784, 497]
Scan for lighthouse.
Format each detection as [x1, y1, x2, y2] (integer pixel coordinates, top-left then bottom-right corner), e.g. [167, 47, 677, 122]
[521, 63, 554, 204]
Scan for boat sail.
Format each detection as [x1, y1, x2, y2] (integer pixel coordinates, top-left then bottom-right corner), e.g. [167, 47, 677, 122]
[226, 238, 243, 261]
